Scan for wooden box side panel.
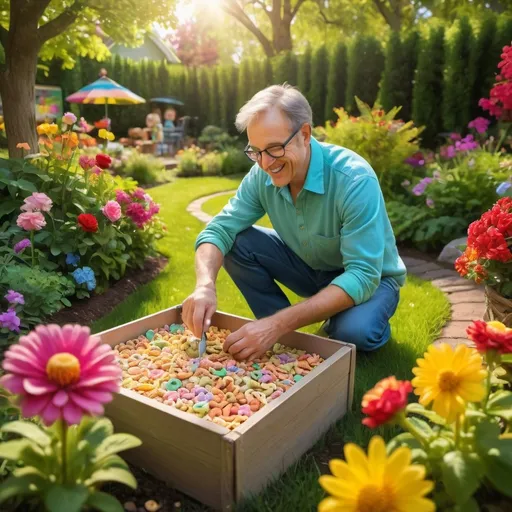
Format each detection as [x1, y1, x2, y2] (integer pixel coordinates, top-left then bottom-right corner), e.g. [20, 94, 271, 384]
[233, 349, 352, 500]
[105, 393, 233, 511]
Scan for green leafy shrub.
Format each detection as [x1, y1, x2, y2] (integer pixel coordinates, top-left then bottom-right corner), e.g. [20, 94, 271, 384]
[176, 146, 203, 177]
[220, 148, 252, 176]
[389, 133, 510, 250]
[198, 125, 239, 151]
[118, 152, 168, 186]
[325, 41, 348, 122]
[200, 151, 225, 176]
[315, 97, 424, 199]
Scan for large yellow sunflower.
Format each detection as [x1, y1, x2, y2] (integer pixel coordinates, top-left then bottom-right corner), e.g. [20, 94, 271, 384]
[318, 436, 434, 512]
[411, 343, 487, 423]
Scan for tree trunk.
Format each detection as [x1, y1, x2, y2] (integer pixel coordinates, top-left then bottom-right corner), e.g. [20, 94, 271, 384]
[272, 19, 293, 53]
[0, 48, 39, 158]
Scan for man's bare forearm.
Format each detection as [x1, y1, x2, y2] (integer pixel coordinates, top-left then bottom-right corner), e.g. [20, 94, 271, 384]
[272, 285, 355, 334]
[195, 243, 224, 290]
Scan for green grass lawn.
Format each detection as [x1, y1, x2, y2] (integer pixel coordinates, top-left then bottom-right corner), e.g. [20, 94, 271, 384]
[92, 178, 451, 512]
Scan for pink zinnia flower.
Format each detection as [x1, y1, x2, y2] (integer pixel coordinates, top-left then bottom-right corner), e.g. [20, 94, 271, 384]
[0, 324, 122, 425]
[102, 200, 122, 222]
[79, 155, 96, 171]
[20, 192, 52, 212]
[17, 212, 46, 231]
[91, 165, 103, 175]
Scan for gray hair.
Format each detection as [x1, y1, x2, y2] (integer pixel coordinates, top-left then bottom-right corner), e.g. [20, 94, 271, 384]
[235, 84, 313, 133]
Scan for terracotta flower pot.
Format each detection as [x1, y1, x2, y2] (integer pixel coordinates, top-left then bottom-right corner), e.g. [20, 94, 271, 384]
[484, 286, 512, 327]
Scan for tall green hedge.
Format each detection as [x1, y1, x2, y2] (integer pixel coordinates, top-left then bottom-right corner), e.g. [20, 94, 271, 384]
[380, 31, 419, 121]
[443, 17, 474, 133]
[297, 44, 312, 100]
[273, 51, 298, 86]
[309, 45, 329, 126]
[325, 41, 348, 122]
[346, 35, 385, 114]
[412, 27, 445, 147]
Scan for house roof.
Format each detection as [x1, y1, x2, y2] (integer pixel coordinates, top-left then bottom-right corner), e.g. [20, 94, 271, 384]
[98, 23, 180, 64]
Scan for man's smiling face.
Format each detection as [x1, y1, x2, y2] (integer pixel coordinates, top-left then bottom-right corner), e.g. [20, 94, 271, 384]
[246, 107, 311, 188]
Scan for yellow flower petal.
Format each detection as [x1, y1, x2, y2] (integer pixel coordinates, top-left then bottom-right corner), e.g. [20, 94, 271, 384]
[368, 436, 387, 480]
[396, 497, 436, 512]
[344, 443, 370, 480]
[329, 459, 357, 481]
[318, 497, 355, 512]
[319, 475, 355, 499]
[386, 446, 411, 476]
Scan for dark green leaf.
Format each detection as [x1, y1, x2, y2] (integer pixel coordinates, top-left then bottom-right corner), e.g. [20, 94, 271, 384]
[1, 421, 51, 447]
[50, 245, 62, 256]
[14, 179, 37, 193]
[96, 433, 142, 459]
[86, 467, 137, 489]
[441, 451, 483, 504]
[81, 417, 114, 450]
[0, 474, 45, 504]
[61, 298, 72, 307]
[406, 403, 446, 425]
[86, 491, 124, 512]
[0, 199, 20, 218]
[45, 484, 89, 512]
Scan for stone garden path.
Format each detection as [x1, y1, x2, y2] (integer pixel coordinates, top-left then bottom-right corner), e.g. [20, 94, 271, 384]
[187, 192, 485, 347]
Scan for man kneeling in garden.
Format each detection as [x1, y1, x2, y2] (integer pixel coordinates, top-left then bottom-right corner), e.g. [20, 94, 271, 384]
[183, 84, 406, 360]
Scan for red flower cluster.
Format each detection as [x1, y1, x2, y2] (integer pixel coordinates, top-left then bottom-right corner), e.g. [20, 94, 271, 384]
[456, 197, 512, 283]
[467, 320, 512, 354]
[480, 45, 512, 121]
[362, 376, 412, 428]
[95, 153, 112, 169]
[467, 198, 512, 262]
[77, 213, 98, 233]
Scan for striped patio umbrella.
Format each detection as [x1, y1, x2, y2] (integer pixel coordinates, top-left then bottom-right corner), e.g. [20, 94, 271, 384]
[66, 71, 145, 127]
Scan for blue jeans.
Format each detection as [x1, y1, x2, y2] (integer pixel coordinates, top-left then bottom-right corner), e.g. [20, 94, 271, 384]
[223, 226, 400, 351]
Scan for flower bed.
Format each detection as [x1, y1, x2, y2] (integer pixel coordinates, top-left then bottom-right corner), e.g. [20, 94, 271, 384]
[0, 118, 166, 345]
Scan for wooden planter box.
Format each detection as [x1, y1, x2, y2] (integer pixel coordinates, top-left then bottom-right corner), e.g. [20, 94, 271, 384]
[99, 306, 356, 511]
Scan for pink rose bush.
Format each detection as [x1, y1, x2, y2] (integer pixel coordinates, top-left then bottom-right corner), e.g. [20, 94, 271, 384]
[16, 211, 46, 231]
[102, 200, 122, 222]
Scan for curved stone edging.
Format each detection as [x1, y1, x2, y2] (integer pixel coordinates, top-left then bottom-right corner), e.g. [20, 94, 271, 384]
[186, 190, 235, 224]
[187, 191, 485, 348]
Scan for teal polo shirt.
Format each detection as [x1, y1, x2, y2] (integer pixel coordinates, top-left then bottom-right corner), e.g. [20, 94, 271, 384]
[195, 137, 406, 305]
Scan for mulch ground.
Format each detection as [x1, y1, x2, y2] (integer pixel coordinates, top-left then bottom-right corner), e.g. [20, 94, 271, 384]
[47, 256, 168, 327]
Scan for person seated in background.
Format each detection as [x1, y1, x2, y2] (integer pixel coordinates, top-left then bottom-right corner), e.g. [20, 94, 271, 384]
[144, 113, 163, 143]
[164, 107, 177, 129]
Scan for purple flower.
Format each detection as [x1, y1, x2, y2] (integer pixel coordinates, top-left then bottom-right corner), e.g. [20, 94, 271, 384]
[468, 117, 490, 134]
[404, 152, 425, 168]
[440, 145, 456, 159]
[412, 177, 433, 196]
[0, 309, 20, 332]
[426, 198, 435, 208]
[455, 134, 478, 152]
[13, 238, 31, 254]
[5, 290, 24, 305]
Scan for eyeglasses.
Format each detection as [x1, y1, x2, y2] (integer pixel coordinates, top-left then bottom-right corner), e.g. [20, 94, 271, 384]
[244, 126, 302, 162]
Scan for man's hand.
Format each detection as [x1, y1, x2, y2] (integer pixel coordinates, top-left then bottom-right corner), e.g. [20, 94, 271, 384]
[182, 285, 217, 338]
[223, 316, 286, 361]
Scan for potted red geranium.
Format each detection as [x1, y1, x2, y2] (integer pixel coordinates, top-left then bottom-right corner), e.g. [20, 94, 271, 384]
[455, 197, 512, 326]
